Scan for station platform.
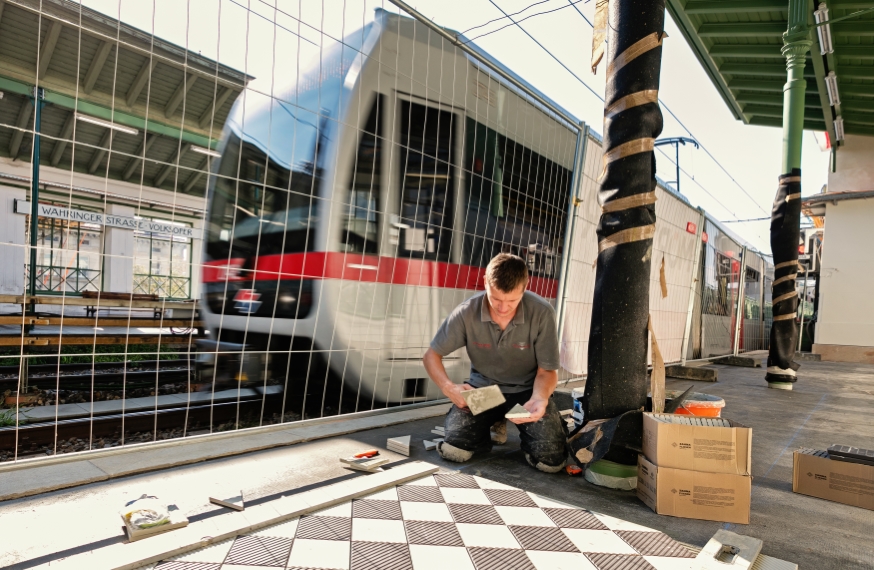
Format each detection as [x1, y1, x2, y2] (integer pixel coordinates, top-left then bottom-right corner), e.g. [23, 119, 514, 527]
[0, 359, 872, 569]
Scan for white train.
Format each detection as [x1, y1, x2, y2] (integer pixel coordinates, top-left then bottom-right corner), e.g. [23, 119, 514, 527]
[200, 9, 773, 405]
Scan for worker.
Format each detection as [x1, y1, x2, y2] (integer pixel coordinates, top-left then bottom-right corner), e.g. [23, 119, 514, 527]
[423, 253, 567, 473]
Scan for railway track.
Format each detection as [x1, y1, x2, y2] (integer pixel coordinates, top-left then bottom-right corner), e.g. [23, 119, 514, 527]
[0, 359, 193, 390]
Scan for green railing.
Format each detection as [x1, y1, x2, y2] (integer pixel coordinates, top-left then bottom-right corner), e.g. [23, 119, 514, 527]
[133, 274, 191, 300]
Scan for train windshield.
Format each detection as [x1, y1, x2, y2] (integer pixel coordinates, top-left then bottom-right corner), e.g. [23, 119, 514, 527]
[205, 23, 374, 263]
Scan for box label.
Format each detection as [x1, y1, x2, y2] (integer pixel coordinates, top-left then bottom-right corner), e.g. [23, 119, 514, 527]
[693, 485, 736, 507]
[829, 472, 874, 497]
[693, 438, 736, 461]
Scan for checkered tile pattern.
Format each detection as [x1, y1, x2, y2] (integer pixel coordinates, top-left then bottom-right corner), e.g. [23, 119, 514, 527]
[154, 474, 696, 570]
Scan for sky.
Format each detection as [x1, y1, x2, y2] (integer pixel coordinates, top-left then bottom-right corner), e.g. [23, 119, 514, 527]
[79, 0, 831, 253]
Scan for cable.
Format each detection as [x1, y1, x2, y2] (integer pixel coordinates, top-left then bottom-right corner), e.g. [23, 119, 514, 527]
[460, 0, 552, 35]
[463, 0, 587, 45]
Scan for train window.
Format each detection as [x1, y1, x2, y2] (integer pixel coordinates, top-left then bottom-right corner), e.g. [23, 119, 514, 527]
[396, 100, 455, 262]
[205, 132, 318, 262]
[462, 118, 569, 280]
[341, 95, 382, 254]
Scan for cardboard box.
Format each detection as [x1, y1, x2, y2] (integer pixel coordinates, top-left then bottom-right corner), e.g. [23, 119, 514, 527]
[637, 455, 751, 524]
[642, 413, 752, 476]
[793, 448, 874, 511]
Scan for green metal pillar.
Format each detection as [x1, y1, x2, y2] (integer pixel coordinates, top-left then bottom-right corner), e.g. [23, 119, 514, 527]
[781, 0, 812, 174]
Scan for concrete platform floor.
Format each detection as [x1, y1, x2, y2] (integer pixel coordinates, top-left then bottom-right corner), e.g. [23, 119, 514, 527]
[1, 359, 872, 569]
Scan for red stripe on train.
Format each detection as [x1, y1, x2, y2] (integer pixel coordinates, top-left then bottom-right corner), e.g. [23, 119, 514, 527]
[203, 252, 558, 299]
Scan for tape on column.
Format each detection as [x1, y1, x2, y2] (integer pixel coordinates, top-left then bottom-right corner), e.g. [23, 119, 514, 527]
[659, 256, 668, 298]
[773, 314, 796, 321]
[603, 138, 655, 167]
[772, 273, 797, 286]
[601, 190, 657, 214]
[590, 0, 609, 74]
[598, 224, 656, 253]
[648, 315, 665, 415]
[604, 90, 659, 119]
[773, 291, 799, 305]
[775, 260, 801, 270]
[607, 31, 667, 76]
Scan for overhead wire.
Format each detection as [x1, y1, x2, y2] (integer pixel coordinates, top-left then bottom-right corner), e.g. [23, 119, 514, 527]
[459, 0, 552, 35]
[461, 0, 587, 45]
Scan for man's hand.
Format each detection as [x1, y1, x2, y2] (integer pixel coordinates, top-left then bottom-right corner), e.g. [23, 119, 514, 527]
[509, 397, 548, 424]
[444, 383, 474, 409]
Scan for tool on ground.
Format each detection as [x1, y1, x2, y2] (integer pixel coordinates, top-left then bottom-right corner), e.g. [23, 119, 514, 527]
[340, 454, 389, 472]
[209, 492, 244, 511]
[353, 449, 380, 458]
[565, 464, 583, 476]
[695, 529, 763, 569]
[120, 494, 188, 542]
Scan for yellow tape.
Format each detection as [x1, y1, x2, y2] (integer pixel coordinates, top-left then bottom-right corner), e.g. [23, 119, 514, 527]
[603, 138, 654, 167]
[773, 313, 796, 321]
[591, 0, 609, 74]
[774, 260, 800, 270]
[601, 191, 657, 213]
[648, 315, 665, 414]
[607, 31, 666, 76]
[605, 90, 659, 119]
[781, 176, 801, 183]
[773, 291, 799, 305]
[598, 224, 656, 253]
[773, 273, 797, 286]
[785, 192, 801, 202]
[659, 256, 668, 299]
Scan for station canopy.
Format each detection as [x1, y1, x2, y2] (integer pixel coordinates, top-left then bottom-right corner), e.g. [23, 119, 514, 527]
[667, 0, 874, 143]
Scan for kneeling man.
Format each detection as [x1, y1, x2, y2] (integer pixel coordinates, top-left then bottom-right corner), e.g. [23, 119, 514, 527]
[423, 253, 567, 472]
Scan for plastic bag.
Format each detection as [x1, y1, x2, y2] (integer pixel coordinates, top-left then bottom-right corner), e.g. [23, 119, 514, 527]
[120, 494, 171, 529]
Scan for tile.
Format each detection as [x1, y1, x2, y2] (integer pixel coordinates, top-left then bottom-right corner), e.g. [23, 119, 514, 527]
[360, 486, 399, 501]
[222, 566, 283, 570]
[295, 516, 353, 541]
[543, 508, 608, 530]
[400, 501, 454, 522]
[526, 550, 599, 570]
[466, 547, 535, 570]
[561, 530, 639, 555]
[352, 499, 403, 520]
[585, 553, 656, 570]
[508, 526, 579, 552]
[528, 493, 576, 509]
[434, 473, 479, 488]
[350, 541, 413, 570]
[223, 535, 292, 566]
[615, 531, 696, 558]
[155, 561, 222, 570]
[482, 489, 538, 507]
[643, 557, 696, 570]
[352, 518, 408, 543]
[495, 506, 556, 527]
[311, 501, 353, 518]
[456, 523, 521, 549]
[590, 512, 657, 533]
[408, 545, 475, 570]
[397, 485, 445, 503]
[286, 538, 350, 569]
[440, 487, 491, 505]
[448, 504, 504, 525]
[251, 517, 299, 538]
[166, 538, 234, 562]
[404, 475, 438, 486]
[404, 520, 464, 547]
[473, 476, 518, 490]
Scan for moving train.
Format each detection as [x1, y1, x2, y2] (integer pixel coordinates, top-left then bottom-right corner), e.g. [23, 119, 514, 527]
[199, 9, 773, 405]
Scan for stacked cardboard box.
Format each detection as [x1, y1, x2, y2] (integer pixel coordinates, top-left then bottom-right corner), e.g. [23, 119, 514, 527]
[793, 447, 874, 511]
[636, 413, 753, 524]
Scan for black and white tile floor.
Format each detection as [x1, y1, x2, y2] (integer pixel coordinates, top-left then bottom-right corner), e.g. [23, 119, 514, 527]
[145, 473, 696, 570]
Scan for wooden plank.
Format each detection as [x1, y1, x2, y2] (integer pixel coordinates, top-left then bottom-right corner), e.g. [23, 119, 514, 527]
[34, 318, 200, 327]
[0, 295, 197, 310]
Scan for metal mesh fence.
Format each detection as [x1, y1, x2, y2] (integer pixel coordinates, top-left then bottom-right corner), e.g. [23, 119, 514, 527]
[0, 0, 773, 464]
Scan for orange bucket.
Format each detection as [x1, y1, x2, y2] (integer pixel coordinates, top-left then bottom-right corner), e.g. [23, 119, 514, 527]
[665, 390, 725, 417]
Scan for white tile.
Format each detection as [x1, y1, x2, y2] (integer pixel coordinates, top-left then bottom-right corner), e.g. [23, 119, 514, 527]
[440, 487, 491, 505]
[561, 529, 638, 554]
[526, 550, 598, 570]
[252, 517, 299, 538]
[311, 500, 353, 518]
[222, 565, 280, 570]
[167, 537, 233, 562]
[286, 538, 350, 569]
[352, 518, 407, 543]
[473, 476, 518, 490]
[644, 557, 697, 570]
[360, 486, 399, 501]
[495, 506, 556, 527]
[400, 501, 454, 522]
[527, 493, 577, 509]
[409, 544, 476, 570]
[590, 512, 657, 532]
[404, 475, 438, 486]
[456, 523, 521, 549]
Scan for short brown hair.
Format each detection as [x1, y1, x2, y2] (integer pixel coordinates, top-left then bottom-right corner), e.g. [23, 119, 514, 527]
[486, 253, 529, 292]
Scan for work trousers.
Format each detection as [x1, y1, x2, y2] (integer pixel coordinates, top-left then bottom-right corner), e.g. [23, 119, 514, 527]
[443, 390, 567, 468]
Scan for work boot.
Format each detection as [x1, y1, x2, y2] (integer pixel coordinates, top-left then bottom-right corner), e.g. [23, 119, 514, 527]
[490, 419, 508, 445]
[437, 441, 473, 463]
[524, 452, 566, 473]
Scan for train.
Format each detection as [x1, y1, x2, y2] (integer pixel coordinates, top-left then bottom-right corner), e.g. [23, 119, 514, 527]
[198, 8, 774, 406]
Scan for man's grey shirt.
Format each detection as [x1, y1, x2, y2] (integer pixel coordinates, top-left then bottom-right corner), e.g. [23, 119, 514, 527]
[430, 291, 561, 393]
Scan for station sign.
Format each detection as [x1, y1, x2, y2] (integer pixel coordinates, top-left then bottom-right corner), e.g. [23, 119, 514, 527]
[13, 200, 201, 239]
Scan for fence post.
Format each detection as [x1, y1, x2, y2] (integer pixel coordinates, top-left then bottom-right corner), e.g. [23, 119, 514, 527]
[555, 123, 588, 344]
[733, 246, 748, 356]
[680, 209, 706, 366]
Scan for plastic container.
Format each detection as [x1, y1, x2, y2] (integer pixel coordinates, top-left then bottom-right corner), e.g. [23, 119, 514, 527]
[665, 389, 725, 417]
